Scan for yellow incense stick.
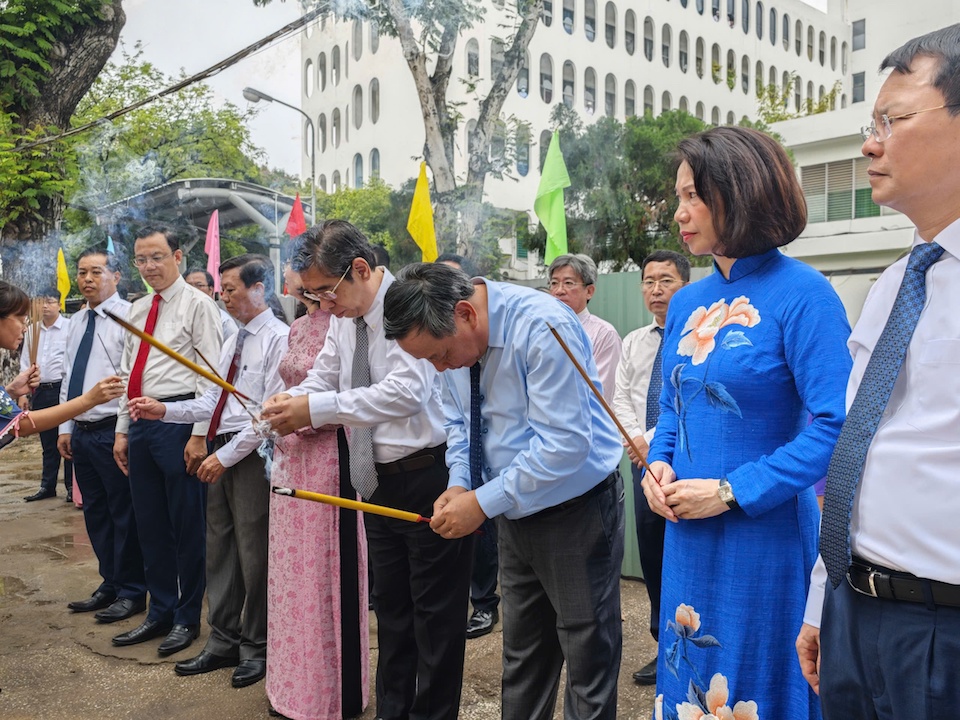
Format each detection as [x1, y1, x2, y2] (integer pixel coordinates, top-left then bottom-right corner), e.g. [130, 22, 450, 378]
[546, 322, 657, 477]
[272, 486, 429, 524]
[104, 309, 251, 401]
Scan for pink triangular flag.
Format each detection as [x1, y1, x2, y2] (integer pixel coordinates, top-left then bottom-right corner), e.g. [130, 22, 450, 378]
[205, 210, 221, 293]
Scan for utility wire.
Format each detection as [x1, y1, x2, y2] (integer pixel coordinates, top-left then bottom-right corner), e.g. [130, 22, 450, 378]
[11, 5, 324, 153]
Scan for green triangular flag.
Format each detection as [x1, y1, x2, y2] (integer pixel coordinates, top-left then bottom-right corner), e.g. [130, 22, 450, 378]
[534, 131, 571, 265]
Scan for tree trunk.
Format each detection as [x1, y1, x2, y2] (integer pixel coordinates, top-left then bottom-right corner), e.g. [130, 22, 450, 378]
[2, 0, 126, 244]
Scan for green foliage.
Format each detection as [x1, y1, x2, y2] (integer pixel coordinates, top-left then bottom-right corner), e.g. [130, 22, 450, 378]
[0, 0, 108, 110]
[315, 177, 396, 250]
[0, 0, 117, 234]
[755, 74, 842, 124]
[523, 107, 709, 270]
[0, 112, 71, 231]
[64, 44, 265, 229]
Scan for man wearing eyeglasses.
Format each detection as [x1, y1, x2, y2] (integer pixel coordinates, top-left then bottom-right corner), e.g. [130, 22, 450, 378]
[261, 221, 472, 720]
[111, 224, 223, 658]
[612, 249, 689, 687]
[547, 254, 622, 404]
[184, 268, 238, 341]
[796, 25, 960, 718]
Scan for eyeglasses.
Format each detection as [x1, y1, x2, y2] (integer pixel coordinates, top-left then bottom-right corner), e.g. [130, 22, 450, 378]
[548, 279, 590, 291]
[860, 104, 960, 143]
[302, 265, 351, 303]
[641, 278, 682, 291]
[133, 252, 174, 268]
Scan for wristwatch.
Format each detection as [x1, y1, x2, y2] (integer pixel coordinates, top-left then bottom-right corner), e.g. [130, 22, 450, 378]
[718, 478, 739, 510]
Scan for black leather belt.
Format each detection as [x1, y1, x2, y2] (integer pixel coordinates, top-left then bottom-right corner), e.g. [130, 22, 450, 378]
[75, 416, 118, 432]
[375, 444, 446, 477]
[37, 381, 60, 390]
[158, 393, 195, 402]
[848, 557, 960, 608]
[536, 470, 620, 517]
[213, 432, 238, 448]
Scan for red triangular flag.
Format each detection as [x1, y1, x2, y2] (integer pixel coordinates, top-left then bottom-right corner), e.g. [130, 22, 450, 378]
[286, 194, 307, 237]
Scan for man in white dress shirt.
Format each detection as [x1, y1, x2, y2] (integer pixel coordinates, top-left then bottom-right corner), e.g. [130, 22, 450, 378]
[59, 247, 146, 623]
[612, 249, 688, 687]
[130, 254, 288, 689]
[21, 290, 71, 501]
[111, 224, 223, 657]
[184, 267, 238, 341]
[547, 254, 622, 404]
[796, 25, 960, 718]
[263, 221, 472, 720]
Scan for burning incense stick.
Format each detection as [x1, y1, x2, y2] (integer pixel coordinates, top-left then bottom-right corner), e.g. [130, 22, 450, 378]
[28, 298, 42, 366]
[546, 322, 657, 477]
[103, 309, 253, 402]
[95, 333, 119, 374]
[272, 486, 430, 524]
[194, 347, 259, 424]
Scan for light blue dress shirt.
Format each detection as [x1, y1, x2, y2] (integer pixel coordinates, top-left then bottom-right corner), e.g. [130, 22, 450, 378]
[443, 279, 622, 520]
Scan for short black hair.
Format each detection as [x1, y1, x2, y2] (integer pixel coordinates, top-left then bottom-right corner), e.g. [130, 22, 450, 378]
[219, 253, 276, 296]
[372, 244, 391, 270]
[291, 220, 377, 280]
[676, 126, 806, 258]
[881, 24, 960, 116]
[642, 250, 691, 282]
[134, 223, 185, 252]
[38, 287, 60, 299]
[0, 280, 29, 318]
[77, 245, 122, 273]
[184, 268, 214, 286]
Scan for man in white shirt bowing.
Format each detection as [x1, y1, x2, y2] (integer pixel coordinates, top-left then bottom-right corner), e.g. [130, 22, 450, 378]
[612, 249, 688, 687]
[129, 254, 288, 689]
[59, 247, 146, 623]
[796, 24, 960, 718]
[262, 221, 472, 720]
[111, 224, 222, 657]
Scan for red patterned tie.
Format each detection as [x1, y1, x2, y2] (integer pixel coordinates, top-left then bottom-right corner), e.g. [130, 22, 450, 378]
[207, 329, 248, 442]
[127, 294, 161, 400]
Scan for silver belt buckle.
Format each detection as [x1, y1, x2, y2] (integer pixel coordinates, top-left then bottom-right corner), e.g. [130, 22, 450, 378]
[847, 567, 880, 598]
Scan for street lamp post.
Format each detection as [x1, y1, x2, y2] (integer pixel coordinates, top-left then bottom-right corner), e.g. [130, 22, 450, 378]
[242, 86, 316, 229]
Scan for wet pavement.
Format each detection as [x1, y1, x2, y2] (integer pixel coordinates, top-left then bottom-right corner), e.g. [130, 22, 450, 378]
[0, 435, 657, 719]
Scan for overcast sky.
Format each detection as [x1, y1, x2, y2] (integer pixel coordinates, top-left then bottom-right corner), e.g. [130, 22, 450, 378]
[116, 0, 304, 175]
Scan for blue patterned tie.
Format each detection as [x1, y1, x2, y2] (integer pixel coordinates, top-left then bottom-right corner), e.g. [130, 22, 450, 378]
[469, 362, 483, 489]
[645, 327, 664, 431]
[821, 241, 945, 588]
[67, 310, 96, 401]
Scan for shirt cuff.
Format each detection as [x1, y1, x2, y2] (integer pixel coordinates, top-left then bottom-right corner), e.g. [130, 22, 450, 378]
[308, 391, 338, 429]
[215, 444, 241, 469]
[803, 556, 828, 628]
[475, 478, 511, 519]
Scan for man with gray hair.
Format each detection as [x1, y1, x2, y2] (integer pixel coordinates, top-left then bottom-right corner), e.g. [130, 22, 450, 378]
[384, 262, 625, 720]
[548, 253, 621, 404]
[796, 24, 960, 717]
[261, 221, 472, 720]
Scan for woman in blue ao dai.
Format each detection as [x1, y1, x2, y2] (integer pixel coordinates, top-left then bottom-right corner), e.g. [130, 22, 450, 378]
[641, 127, 852, 720]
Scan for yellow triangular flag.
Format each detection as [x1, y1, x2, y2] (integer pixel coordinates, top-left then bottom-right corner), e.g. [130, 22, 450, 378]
[407, 161, 438, 263]
[56, 248, 70, 311]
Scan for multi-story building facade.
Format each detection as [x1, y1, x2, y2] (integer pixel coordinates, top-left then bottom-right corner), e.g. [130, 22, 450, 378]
[299, 1, 959, 317]
[776, 2, 960, 322]
[299, 0, 849, 275]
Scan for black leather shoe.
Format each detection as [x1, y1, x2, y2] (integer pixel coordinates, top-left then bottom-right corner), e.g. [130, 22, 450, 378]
[267, 702, 291, 718]
[466, 608, 499, 639]
[231, 658, 266, 688]
[157, 624, 200, 657]
[68, 590, 116, 613]
[95, 597, 146, 624]
[112, 619, 173, 647]
[632, 657, 658, 686]
[24, 489, 56, 502]
[174, 649, 240, 676]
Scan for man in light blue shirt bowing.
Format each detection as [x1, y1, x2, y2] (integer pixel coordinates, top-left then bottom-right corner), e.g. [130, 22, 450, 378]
[384, 262, 625, 720]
